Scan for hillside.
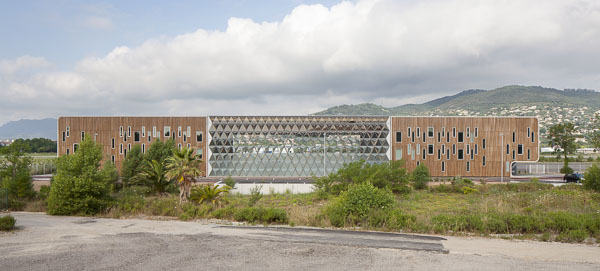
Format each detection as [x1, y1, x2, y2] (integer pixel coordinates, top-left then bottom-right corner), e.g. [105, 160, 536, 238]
[0, 118, 57, 140]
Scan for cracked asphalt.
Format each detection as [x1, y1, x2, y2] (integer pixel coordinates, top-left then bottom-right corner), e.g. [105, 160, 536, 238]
[1, 212, 599, 270]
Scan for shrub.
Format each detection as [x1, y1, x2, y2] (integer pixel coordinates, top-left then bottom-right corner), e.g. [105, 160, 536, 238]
[223, 176, 236, 189]
[248, 185, 263, 207]
[583, 163, 600, 192]
[190, 184, 229, 206]
[411, 164, 431, 190]
[326, 182, 395, 227]
[38, 185, 50, 200]
[111, 189, 147, 215]
[233, 207, 288, 224]
[556, 230, 587, 243]
[0, 215, 16, 231]
[179, 203, 211, 221]
[121, 145, 144, 186]
[47, 136, 116, 215]
[212, 205, 235, 219]
[148, 197, 179, 216]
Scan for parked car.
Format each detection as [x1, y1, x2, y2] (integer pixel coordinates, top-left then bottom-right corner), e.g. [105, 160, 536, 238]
[564, 173, 584, 183]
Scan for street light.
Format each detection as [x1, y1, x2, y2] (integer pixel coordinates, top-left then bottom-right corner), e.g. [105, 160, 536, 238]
[500, 133, 504, 183]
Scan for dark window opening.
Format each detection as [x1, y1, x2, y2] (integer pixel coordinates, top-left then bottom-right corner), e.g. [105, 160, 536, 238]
[452, 144, 456, 155]
[458, 132, 464, 142]
[467, 161, 470, 172]
[458, 149, 464, 160]
[483, 156, 486, 166]
[396, 132, 402, 142]
[437, 149, 441, 160]
[411, 132, 415, 142]
[111, 138, 115, 149]
[437, 132, 441, 142]
[422, 150, 426, 160]
[512, 132, 516, 142]
[134, 132, 140, 142]
[442, 161, 445, 172]
[422, 132, 426, 142]
[507, 144, 510, 155]
[518, 144, 523, 155]
[446, 132, 450, 142]
[428, 144, 434, 155]
[527, 149, 531, 160]
[428, 127, 434, 138]
[73, 144, 78, 153]
[482, 139, 486, 149]
[81, 131, 85, 140]
[62, 132, 66, 142]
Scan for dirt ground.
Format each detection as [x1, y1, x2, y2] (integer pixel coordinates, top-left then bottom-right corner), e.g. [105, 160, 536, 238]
[1, 212, 599, 271]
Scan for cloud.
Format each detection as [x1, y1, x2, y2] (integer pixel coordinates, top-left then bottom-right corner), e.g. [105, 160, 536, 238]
[1, 0, 600, 125]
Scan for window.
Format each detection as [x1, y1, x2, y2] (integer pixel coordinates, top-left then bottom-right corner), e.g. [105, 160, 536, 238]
[164, 126, 171, 137]
[482, 139, 486, 149]
[446, 132, 450, 142]
[411, 132, 415, 142]
[442, 127, 446, 136]
[518, 144, 523, 155]
[466, 127, 470, 138]
[428, 144, 434, 155]
[408, 127, 412, 136]
[187, 144, 191, 149]
[474, 127, 478, 138]
[124, 149, 127, 157]
[512, 150, 515, 160]
[124, 134, 127, 142]
[196, 131, 203, 142]
[120, 126, 123, 137]
[531, 132, 535, 143]
[66, 148, 69, 155]
[416, 127, 420, 137]
[142, 144, 145, 154]
[453, 127, 456, 138]
[452, 144, 456, 155]
[506, 162, 510, 172]
[178, 143, 182, 150]
[506, 144, 510, 155]
[483, 156, 486, 166]
[437, 149, 441, 160]
[471, 152, 474, 160]
[62, 132, 66, 142]
[128, 126, 131, 137]
[111, 138, 115, 149]
[187, 126, 191, 138]
[128, 144, 131, 151]
[442, 144, 446, 154]
[396, 149, 402, 160]
[458, 132, 464, 142]
[446, 151, 450, 160]
[466, 144, 470, 154]
[142, 126, 146, 137]
[407, 144, 411, 155]
[466, 161, 470, 172]
[428, 127, 434, 138]
[148, 135, 152, 142]
[183, 133, 187, 142]
[178, 126, 182, 137]
[422, 132, 426, 142]
[422, 150, 426, 160]
[458, 149, 464, 160]
[134, 131, 140, 142]
[111, 155, 115, 163]
[442, 161, 445, 172]
[527, 149, 531, 160]
[475, 144, 478, 155]
[73, 143, 79, 153]
[527, 127, 530, 138]
[153, 126, 157, 137]
[396, 131, 402, 142]
[437, 132, 441, 143]
[119, 144, 123, 154]
[417, 161, 420, 166]
[66, 126, 70, 137]
[416, 144, 420, 155]
[512, 132, 516, 143]
[81, 131, 85, 140]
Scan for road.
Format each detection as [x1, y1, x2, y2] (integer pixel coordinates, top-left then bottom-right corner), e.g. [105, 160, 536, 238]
[1, 212, 599, 270]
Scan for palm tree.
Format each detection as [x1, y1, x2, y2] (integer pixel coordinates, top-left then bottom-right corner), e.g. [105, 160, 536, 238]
[131, 160, 172, 195]
[190, 184, 230, 207]
[165, 147, 202, 203]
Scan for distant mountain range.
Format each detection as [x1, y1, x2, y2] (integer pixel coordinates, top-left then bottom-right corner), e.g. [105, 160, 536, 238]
[314, 85, 600, 116]
[0, 118, 57, 140]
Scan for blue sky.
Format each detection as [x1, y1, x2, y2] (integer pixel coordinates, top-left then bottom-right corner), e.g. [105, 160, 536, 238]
[0, 0, 599, 125]
[0, 0, 342, 69]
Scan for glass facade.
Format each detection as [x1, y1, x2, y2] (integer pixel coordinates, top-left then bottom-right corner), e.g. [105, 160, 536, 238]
[208, 116, 390, 177]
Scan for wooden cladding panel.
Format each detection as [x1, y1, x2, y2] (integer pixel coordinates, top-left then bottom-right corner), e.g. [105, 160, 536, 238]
[58, 117, 207, 176]
[391, 117, 538, 178]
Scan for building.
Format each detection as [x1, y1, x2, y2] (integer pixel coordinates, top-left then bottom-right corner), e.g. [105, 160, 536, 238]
[57, 116, 538, 178]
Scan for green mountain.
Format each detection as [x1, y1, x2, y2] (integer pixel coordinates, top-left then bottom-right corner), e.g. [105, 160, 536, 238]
[314, 85, 600, 116]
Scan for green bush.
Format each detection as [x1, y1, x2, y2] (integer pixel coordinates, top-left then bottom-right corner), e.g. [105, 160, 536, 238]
[47, 136, 116, 215]
[223, 176, 236, 189]
[0, 215, 16, 231]
[148, 197, 179, 216]
[326, 182, 395, 227]
[179, 203, 211, 221]
[556, 229, 587, 243]
[583, 163, 600, 192]
[38, 186, 50, 200]
[411, 164, 431, 190]
[248, 185, 263, 207]
[233, 207, 288, 224]
[212, 205, 235, 219]
[111, 189, 147, 215]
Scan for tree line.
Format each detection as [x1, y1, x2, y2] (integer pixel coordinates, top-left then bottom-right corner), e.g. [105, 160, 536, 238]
[0, 138, 57, 153]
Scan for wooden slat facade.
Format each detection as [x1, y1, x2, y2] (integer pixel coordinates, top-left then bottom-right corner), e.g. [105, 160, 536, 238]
[57, 117, 207, 176]
[391, 116, 539, 178]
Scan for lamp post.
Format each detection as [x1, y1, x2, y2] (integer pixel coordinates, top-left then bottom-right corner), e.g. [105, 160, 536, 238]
[500, 133, 504, 183]
[323, 132, 326, 176]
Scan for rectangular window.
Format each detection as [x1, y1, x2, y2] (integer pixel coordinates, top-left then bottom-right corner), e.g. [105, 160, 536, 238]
[119, 144, 123, 154]
[458, 149, 464, 160]
[527, 149, 531, 160]
[111, 155, 115, 163]
[518, 144, 523, 155]
[442, 144, 445, 154]
[416, 144, 420, 155]
[111, 138, 115, 149]
[417, 161, 420, 166]
[437, 132, 441, 143]
[187, 144, 191, 149]
[512, 150, 515, 160]
[471, 152, 474, 160]
[128, 126, 131, 137]
[466, 144, 470, 154]
[422, 132, 426, 142]
[411, 132, 415, 142]
[66, 148, 69, 155]
[428, 127, 434, 138]
[183, 133, 187, 142]
[442, 161, 445, 172]
[120, 126, 123, 137]
[422, 150, 426, 160]
[453, 127, 456, 138]
[428, 144, 434, 155]
[452, 144, 456, 155]
[178, 143, 182, 150]
[442, 127, 446, 136]
[506, 162, 510, 172]
[475, 144, 478, 155]
[446, 132, 450, 142]
[483, 156, 486, 166]
[512, 132, 516, 143]
[153, 126, 157, 137]
[408, 127, 412, 136]
[187, 126, 191, 138]
[142, 126, 146, 137]
[73, 143, 79, 153]
[527, 127, 530, 138]
[81, 131, 85, 140]
[437, 149, 441, 160]
[446, 151, 450, 160]
[196, 131, 203, 142]
[148, 135, 151, 142]
[474, 127, 478, 138]
[124, 134, 127, 142]
[506, 144, 510, 155]
[134, 131, 140, 142]
[396, 131, 402, 142]
[66, 126, 70, 137]
[531, 132, 535, 143]
[466, 127, 470, 138]
[407, 144, 411, 155]
[164, 126, 170, 137]
[458, 132, 464, 142]
[142, 144, 145, 154]
[178, 126, 182, 137]
[482, 139, 486, 149]
[62, 132, 66, 142]
[416, 127, 420, 137]
[467, 161, 470, 172]
[124, 149, 127, 157]
[128, 144, 131, 151]
[396, 149, 402, 160]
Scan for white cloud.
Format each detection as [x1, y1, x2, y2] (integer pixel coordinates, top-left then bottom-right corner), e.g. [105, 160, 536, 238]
[1, 0, 600, 124]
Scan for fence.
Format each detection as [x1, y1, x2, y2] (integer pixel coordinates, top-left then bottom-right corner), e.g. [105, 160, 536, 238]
[514, 162, 595, 175]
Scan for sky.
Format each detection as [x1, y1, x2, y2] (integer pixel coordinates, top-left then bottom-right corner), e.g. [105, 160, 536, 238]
[0, 0, 599, 125]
